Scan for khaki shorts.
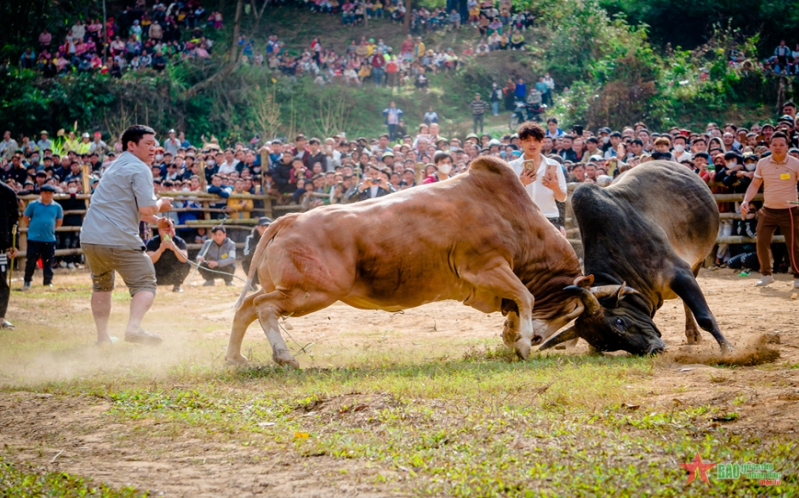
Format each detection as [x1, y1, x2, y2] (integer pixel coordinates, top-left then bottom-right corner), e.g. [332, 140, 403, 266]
[81, 243, 157, 296]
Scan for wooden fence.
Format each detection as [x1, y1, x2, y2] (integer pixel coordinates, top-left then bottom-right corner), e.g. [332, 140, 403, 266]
[11, 184, 778, 262]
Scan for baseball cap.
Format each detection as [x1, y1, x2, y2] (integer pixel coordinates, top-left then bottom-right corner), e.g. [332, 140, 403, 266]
[41, 184, 57, 192]
[257, 217, 272, 226]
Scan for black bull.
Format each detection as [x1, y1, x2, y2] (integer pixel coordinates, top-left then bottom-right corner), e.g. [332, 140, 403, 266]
[540, 160, 734, 355]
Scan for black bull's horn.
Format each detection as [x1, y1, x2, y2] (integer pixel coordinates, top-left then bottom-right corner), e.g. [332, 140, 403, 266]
[536, 283, 639, 351]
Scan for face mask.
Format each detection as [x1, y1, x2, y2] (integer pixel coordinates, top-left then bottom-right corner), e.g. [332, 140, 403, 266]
[207, 160, 216, 166]
[674, 144, 685, 152]
[155, 154, 163, 161]
[745, 162, 756, 171]
[438, 164, 452, 175]
[726, 161, 737, 169]
[602, 137, 609, 144]
[182, 187, 190, 192]
[67, 187, 77, 193]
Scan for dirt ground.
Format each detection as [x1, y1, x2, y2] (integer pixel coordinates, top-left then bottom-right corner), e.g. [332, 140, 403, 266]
[0, 267, 798, 496]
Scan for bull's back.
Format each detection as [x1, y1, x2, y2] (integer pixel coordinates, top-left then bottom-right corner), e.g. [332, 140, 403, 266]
[266, 179, 495, 309]
[575, 161, 718, 268]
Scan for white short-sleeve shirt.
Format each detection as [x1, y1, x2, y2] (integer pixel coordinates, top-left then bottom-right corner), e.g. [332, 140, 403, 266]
[508, 155, 567, 219]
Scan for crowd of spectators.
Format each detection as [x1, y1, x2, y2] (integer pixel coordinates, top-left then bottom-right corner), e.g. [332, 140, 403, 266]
[19, 0, 220, 76]
[18, 0, 537, 91]
[4, 99, 799, 285]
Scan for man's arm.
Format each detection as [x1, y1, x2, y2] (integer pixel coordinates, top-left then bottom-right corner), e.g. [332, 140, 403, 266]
[740, 176, 763, 214]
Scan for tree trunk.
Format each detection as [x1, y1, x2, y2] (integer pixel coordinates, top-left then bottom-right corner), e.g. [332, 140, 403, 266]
[229, 0, 244, 64]
[404, 0, 411, 32]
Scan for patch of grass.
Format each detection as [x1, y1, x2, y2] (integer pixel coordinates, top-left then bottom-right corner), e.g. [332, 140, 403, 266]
[0, 457, 146, 497]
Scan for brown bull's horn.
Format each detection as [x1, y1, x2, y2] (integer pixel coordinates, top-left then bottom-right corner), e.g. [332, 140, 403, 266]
[564, 285, 601, 315]
[537, 326, 579, 352]
[590, 283, 640, 300]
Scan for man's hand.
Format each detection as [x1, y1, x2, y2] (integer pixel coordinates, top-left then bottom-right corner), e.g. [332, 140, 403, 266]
[158, 198, 173, 212]
[207, 261, 218, 269]
[541, 174, 557, 190]
[197, 255, 205, 263]
[7, 247, 17, 259]
[740, 202, 750, 215]
[519, 168, 537, 186]
[160, 238, 174, 251]
[156, 217, 173, 232]
[358, 181, 370, 192]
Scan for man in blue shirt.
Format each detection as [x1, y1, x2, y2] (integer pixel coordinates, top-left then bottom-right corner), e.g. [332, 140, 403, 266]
[22, 184, 63, 289]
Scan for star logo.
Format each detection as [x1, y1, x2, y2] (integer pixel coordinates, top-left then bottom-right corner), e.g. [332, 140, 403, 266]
[681, 453, 717, 485]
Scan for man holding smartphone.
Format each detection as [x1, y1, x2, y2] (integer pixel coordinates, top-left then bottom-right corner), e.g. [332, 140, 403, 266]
[348, 165, 393, 202]
[508, 122, 568, 234]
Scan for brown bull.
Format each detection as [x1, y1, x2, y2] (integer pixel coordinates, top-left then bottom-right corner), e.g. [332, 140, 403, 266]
[226, 156, 584, 368]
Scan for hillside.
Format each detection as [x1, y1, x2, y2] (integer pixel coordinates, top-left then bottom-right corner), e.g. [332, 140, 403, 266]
[0, 0, 789, 144]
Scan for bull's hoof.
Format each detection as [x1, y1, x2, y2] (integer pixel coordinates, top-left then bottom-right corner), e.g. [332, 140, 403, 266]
[685, 329, 702, 345]
[225, 353, 249, 367]
[719, 341, 735, 355]
[514, 339, 531, 360]
[273, 351, 300, 369]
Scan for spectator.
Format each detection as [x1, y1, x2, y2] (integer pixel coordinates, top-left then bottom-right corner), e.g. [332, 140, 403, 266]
[469, 92, 489, 134]
[0, 180, 19, 329]
[164, 129, 181, 156]
[37, 131, 53, 152]
[489, 82, 503, 116]
[543, 72, 555, 104]
[514, 77, 527, 101]
[423, 151, 453, 183]
[1, 131, 19, 161]
[742, 132, 799, 287]
[349, 165, 393, 201]
[423, 106, 439, 125]
[22, 184, 63, 290]
[225, 179, 254, 219]
[383, 101, 404, 141]
[197, 225, 236, 286]
[146, 226, 190, 292]
[775, 40, 791, 73]
[510, 121, 568, 233]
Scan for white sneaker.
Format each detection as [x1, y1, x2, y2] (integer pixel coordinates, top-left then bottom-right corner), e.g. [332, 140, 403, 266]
[67, 263, 75, 269]
[794, 279, 799, 288]
[756, 275, 775, 287]
[60, 261, 67, 268]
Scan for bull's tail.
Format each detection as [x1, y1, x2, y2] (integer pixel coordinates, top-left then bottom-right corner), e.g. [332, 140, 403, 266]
[233, 218, 285, 311]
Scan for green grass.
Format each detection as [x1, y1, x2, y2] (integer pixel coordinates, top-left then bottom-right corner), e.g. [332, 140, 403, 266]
[13, 350, 794, 497]
[0, 457, 146, 497]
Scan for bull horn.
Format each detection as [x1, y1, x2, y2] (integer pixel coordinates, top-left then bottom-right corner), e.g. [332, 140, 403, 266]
[590, 282, 640, 300]
[564, 285, 601, 315]
[537, 326, 579, 351]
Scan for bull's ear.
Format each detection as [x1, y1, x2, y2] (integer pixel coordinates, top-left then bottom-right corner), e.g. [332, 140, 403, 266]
[573, 275, 594, 288]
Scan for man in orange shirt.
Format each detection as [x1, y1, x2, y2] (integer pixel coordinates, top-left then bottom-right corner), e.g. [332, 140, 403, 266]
[742, 131, 799, 287]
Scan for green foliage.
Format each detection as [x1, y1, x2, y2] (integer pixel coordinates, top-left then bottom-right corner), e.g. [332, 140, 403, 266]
[599, 0, 799, 52]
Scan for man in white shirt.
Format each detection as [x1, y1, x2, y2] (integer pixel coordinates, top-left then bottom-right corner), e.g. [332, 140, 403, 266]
[217, 149, 240, 175]
[508, 122, 568, 235]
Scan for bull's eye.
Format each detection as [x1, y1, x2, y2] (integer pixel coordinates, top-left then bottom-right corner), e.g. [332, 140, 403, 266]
[614, 318, 625, 329]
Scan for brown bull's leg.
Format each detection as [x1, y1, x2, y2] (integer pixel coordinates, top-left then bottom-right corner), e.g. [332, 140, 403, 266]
[225, 290, 262, 366]
[253, 289, 339, 369]
[502, 312, 519, 346]
[683, 302, 702, 345]
[462, 264, 535, 359]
